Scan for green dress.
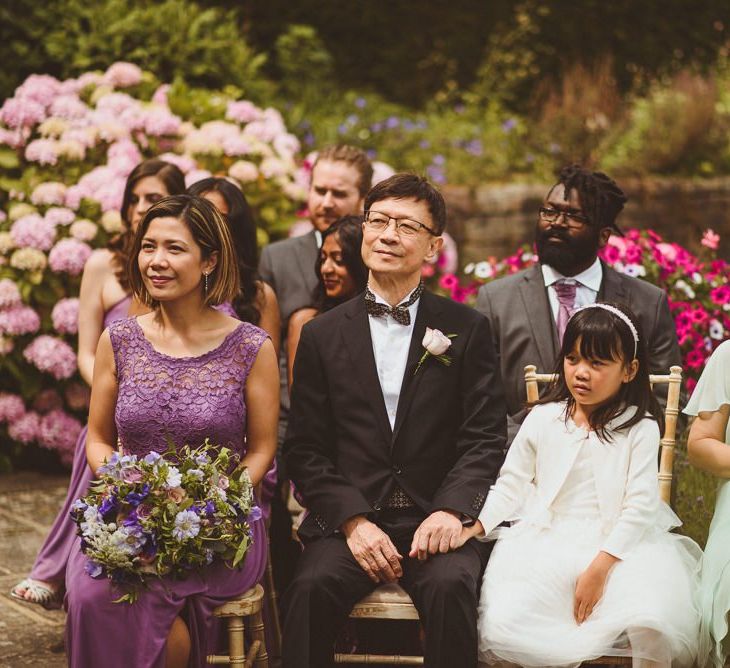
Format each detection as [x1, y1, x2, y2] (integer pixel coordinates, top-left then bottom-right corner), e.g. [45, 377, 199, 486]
[684, 339, 730, 667]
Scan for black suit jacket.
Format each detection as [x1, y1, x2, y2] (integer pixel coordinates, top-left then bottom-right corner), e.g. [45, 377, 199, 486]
[284, 290, 507, 541]
[475, 262, 682, 430]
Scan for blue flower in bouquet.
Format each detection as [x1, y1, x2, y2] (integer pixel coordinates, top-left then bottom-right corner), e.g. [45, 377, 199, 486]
[143, 451, 162, 466]
[194, 452, 210, 466]
[125, 484, 150, 507]
[111, 524, 146, 555]
[99, 494, 119, 519]
[204, 500, 216, 516]
[248, 506, 262, 523]
[85, 560, 103, 579]
[186, 468, 204, 481]
[173, 509, 201, 542]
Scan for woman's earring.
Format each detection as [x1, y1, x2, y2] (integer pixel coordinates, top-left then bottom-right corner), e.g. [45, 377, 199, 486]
[203, 272, 209, 295]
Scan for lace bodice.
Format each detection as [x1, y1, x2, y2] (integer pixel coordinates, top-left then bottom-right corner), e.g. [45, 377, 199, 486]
[109, 317, 267, 457]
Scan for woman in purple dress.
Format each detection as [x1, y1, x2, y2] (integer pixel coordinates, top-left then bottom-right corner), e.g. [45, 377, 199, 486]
[65, 194, 278, 667]
[10, 159, 186, 608]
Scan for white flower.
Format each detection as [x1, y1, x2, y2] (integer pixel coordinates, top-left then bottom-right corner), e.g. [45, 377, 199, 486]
[621, 263, 646, 278]
[463, 262, 475, 275]
[474, 261, 493, 279]
[674, 279, 696, 300]
[709, 319, 724, 340]
[692, 272, 703, 284]
[165, 466, 182, 488]
[422, 328, 452, 356]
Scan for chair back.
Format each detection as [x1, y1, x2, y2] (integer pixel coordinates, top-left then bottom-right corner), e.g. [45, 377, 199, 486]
[523, 364, 683, 504]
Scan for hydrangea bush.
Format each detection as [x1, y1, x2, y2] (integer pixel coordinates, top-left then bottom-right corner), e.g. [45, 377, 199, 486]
[436, 228, 728, 392]
[0, 63, 308, 470]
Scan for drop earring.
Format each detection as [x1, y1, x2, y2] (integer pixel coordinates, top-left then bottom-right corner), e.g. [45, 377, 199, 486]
[203, 272, 209, 295]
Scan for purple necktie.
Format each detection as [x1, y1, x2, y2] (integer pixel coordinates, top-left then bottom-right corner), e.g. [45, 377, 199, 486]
[554, 280, 577, 344]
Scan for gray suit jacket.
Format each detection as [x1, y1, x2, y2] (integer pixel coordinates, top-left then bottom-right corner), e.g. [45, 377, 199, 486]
[475, 262, 682, 439]
[259, 230, 320, 437]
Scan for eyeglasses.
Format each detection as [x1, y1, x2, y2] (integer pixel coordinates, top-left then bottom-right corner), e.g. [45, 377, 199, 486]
[364, 211, 438, 237]
[539, 206, 590, 227]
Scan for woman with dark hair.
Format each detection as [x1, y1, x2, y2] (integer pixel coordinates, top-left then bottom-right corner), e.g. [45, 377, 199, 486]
[65, 194, 278, 668]
[286, 214, 367, 388]
[187, 177, 280, 352]
[10, 159, 186, 609]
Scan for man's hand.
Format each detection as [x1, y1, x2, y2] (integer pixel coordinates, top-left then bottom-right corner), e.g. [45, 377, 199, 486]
[341, 515, 403, 583]
[574, 551, 619, 624]
[408, 510, 464, 561]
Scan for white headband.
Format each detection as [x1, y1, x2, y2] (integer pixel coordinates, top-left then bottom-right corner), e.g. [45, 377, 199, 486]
[574, 303, 639, 359]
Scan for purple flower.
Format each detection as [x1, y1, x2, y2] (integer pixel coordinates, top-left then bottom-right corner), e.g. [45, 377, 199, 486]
[204, 500, 216, 516]
[501, 118, 517, 132]
[125, 484, 150, 507]
[248, 506, 263, 523]
[143, 451, 162, 466]
[85, 560, 103, 578]
[99, 494, 119, 518]
[355, 97, 367, 109]
[172, 510, 201, 541]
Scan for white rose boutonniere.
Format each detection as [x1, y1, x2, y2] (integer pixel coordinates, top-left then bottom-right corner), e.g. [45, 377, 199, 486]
[415, 327, 457, 374]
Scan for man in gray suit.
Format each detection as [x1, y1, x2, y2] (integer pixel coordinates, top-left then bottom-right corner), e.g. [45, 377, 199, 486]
[475, 164, 681, 441]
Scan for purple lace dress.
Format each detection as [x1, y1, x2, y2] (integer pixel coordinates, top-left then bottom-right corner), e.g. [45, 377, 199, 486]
[30, 295, 132, 585]
[65, 317, 269, 668]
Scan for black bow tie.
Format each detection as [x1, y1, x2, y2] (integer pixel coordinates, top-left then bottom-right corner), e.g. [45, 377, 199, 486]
[364, 283, 424, 326]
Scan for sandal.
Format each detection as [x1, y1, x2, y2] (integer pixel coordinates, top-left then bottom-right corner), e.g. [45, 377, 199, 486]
[9, 578, 62, 610]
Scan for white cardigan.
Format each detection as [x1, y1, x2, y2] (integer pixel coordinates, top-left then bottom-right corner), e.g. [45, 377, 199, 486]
[477, 401, 662, 560]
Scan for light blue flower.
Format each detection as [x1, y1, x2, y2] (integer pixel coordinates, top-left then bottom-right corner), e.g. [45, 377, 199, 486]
[194, 452, 210, 466]
[173, 510, 201, 542]
[187, 468, 204, 480]
[85, 560, 103, 578]
[143, 451, 162, 466]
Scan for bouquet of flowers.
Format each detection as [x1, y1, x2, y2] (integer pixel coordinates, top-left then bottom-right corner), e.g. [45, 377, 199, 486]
[71, 439, 258, 603]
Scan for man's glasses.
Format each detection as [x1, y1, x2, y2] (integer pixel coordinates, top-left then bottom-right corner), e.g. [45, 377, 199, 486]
[364, 211, 438, 237]
[539, 206, 590, 227]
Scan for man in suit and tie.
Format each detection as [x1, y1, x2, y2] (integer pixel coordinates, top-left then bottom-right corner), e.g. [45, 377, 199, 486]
[281, 174, 507, 667]
[475, 164, 681, 441]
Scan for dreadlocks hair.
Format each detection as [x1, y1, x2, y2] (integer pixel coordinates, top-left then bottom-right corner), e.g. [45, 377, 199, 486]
[555, 164, 628, 233]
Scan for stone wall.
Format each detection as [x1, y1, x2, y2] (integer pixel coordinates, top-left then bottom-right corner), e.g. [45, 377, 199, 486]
[443, 177, 730, 265]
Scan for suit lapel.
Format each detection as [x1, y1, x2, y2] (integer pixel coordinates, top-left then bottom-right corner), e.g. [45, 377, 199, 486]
[391, 291, 440, 445]
[519, 264, 559, 370]
[342, 297, 393, 444]
[294, 231, 319, 289]
[597, 263, 627, 303]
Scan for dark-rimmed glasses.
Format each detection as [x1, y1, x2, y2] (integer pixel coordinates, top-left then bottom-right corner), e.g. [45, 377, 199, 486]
[539, 206, 590, 227]
[364, 210, 438, 237]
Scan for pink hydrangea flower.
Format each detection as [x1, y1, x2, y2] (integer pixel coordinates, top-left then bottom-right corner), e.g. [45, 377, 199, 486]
[143, 107, 181, 136]
[226, 100, 262, 124]
[104, 62, 143, 88]
[51, 297, 80, 335]
[0, 304, 41, 336]
[0, 393, 26, 423]
[23, 335, 77, 379]
[49, 94, 89, 120]
[31, 182, 67, 206]
[152, 84, 170, 106]
[16, 74, 62, 107]
[65, 382, 91, 411]
[48, 238, 92, 275]
[158, 152, 197, 174]
[8, 411, 41, 444]
[0, 279, 21, 308]
[185, 169, 213, 188]
[45, 207, 76, 226]
[0, 97, 46, 128]
[25, 138, 59, 165]
[107, 139, 143, 176]
[33, 389, 63, 414]
[10, 214, 56, 251]
[70, 220, 98, 242]
[38, 409, 83, 455]
[95, 92, 138, 118]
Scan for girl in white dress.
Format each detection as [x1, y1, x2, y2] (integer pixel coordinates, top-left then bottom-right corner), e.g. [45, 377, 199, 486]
[463, 303, 701, 667]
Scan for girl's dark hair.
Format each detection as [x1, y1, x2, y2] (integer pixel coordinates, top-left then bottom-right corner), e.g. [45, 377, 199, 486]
[537, 302, 663, 441]
[109, 159, 186, 291]
[187, 177, 262, 325]
[314, 215, 368, 311]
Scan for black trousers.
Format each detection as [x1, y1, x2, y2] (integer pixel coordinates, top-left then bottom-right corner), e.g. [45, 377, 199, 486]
[281, 509, 492, 668]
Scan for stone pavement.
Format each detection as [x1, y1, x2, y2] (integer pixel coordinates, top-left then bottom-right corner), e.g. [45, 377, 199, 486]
[0, 470, 69, 668]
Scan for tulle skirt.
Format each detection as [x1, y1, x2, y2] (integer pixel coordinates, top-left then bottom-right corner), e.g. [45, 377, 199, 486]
[478, 512, 702, 667]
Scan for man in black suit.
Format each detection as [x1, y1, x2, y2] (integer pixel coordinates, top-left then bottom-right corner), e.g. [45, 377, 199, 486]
[475, 165, 681, 441]
[282, 174, 507, 667]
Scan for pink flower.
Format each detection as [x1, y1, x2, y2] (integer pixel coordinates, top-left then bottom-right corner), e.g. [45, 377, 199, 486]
[51, 298, 80, 335]
[226, 100, 262, 124]
[38, 409, 83, 455]
[31, 182, 67, 206]
[701, 229, 720, 250]
[33, 389, 63, 414]
[151, 84, 170, 106]
[0, 98, 46, 128]
[23, 335, 77, 379]
[158, 152, 197, 174]
[0, 393, 25, 423]
[45, 207, 76, 226]
[422, 328, 452, 356]
[710, 285, 730, 305]
[143, 107, 182, 136]
[0, 304, 41, 336]
[439, 273, 460, 290]
[10, 214, 56, 250]
[600, 245, 620, 264]
[185, 169, 213, 188]
[107, 139, 143, 176]
[49, 95, 88, 120]
[48, 238, 92, 275]
[65, 382, 91, 411]
[25, 139, 58, 165]
[16, 74, 62, 107]
[8, 411, 41, 444]
[104, 62, 143, 88]
[685, 349, 705, 370]
[436, 232, 458, 273]
[0, 279, 21, 309]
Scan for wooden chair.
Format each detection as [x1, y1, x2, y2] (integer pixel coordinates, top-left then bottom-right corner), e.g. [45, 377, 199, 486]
[524, 363, 683, 665]
[207, 583, 269, 668]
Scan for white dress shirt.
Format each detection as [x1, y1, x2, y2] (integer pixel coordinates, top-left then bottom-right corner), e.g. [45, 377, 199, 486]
[367, 285, 420, 430]
[541, 257, 603, 321]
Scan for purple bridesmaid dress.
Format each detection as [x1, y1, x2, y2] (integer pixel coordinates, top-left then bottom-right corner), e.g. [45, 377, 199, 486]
[65, 317, 269, 667]
[29, 295, 132, 586]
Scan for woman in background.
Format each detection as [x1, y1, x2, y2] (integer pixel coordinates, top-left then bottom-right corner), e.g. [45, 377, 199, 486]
[10, 159, 185, 609]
